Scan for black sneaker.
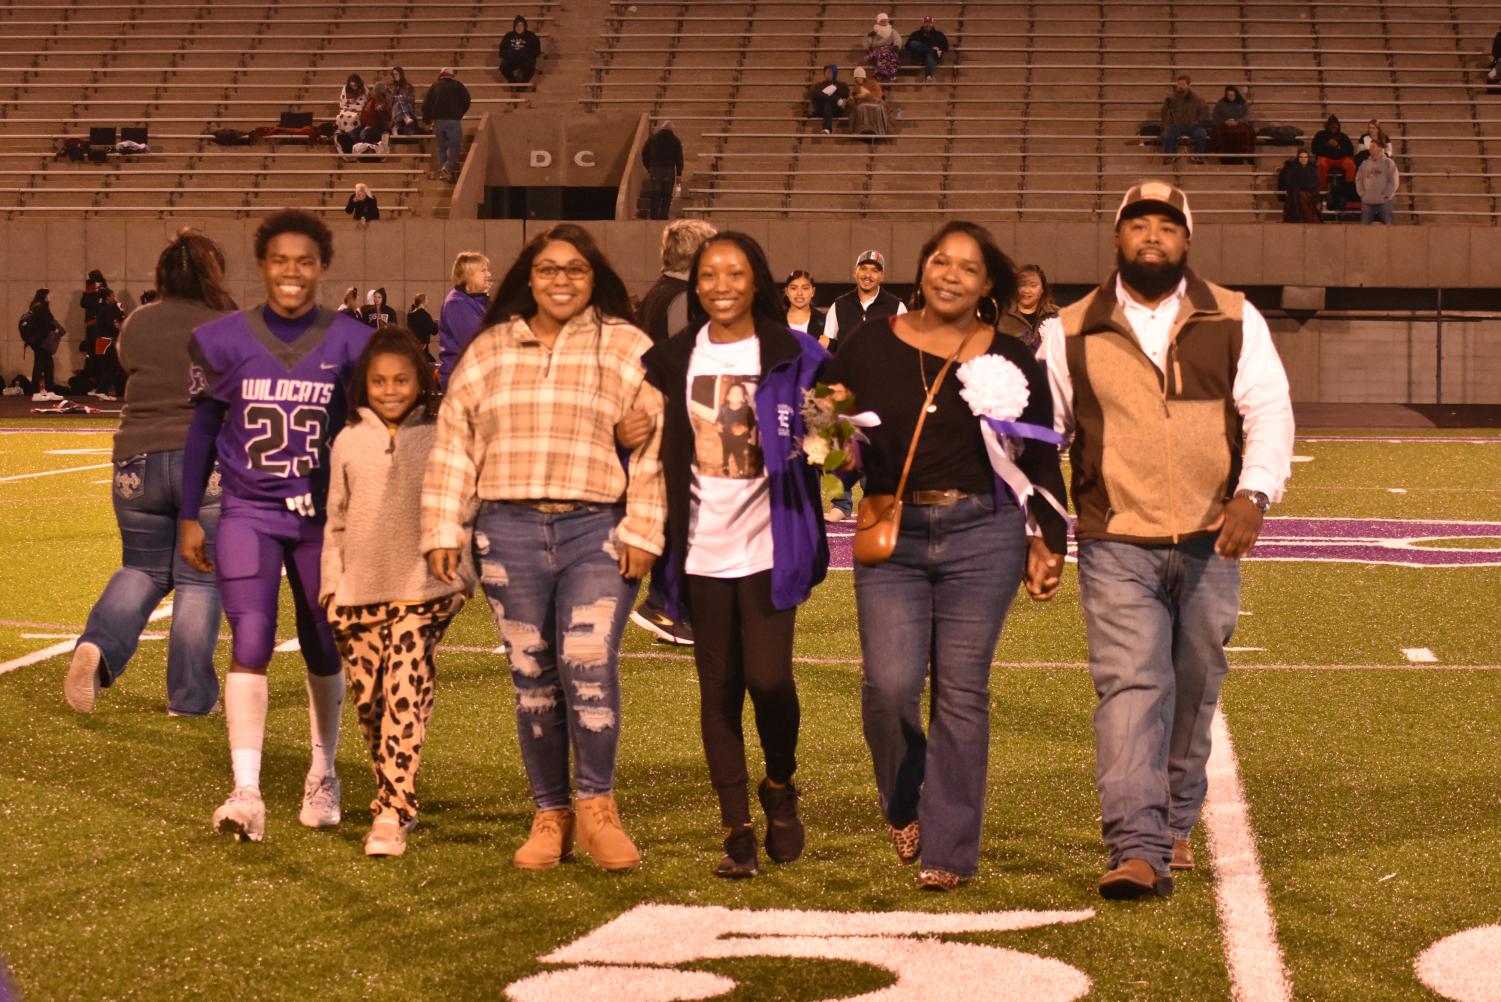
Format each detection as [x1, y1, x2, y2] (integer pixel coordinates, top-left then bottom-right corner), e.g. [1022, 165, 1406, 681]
[714, 825, 758, 878]
[758, 778, 805, 863]
[630, 599, 695, 646]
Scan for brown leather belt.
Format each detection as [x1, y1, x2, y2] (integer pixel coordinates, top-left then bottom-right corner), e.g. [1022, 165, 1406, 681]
[902, 489, 976, 507]
[514, 500, 584, 513]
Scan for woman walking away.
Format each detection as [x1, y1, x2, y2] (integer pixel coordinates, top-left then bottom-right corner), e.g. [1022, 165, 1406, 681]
[65, 230, 237, 717]
[322, 328, 470, 857]
[826, 221, 1068, 890]
[643, 232, 830, 877]
[421, 224, 666, 871]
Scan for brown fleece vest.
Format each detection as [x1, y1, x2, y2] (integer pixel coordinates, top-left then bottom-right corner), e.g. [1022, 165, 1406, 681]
[1060, 271, 1245, 543]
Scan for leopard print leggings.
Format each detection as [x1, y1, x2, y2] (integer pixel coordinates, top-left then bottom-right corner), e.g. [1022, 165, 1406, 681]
[328, 594, 464, 825]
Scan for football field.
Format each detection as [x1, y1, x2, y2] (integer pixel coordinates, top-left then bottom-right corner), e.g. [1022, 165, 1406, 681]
[1, 417, 1499, 1001]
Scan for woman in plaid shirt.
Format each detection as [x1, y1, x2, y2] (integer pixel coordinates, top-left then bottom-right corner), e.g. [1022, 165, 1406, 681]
[421, 224, 666, 872]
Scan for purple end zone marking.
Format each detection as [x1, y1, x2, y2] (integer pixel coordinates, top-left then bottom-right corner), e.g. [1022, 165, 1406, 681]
[825, 517, 1501, 569]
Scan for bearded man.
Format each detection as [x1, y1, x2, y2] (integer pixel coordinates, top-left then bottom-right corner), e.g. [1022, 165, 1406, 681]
[1043, 181, 1294, 899]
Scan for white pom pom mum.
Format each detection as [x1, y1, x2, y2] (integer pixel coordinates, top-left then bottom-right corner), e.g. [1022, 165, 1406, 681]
[956, 354, 1030, 422]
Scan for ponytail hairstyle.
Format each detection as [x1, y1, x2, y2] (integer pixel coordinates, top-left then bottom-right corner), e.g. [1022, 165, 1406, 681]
[155, 228, 236, 312]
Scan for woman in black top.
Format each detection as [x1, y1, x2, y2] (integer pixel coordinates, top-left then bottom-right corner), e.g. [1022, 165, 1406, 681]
[783, 270, 826, 341]
[826, 220, 1067, 892]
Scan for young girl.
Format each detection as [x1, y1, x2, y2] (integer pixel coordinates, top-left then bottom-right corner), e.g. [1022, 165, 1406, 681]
[643, 232, 830, 878]
[321, 328, 469, 857]
[783, 270, 825, 341]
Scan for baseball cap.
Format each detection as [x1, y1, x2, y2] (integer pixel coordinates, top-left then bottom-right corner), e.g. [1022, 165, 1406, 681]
[855, 249, 885, 270]
[923, 15, 934, 24]
[1115, 180, 1193, 234]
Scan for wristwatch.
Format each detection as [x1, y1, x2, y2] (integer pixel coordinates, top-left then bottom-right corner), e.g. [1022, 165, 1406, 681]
[1235, 489, 1271, 514]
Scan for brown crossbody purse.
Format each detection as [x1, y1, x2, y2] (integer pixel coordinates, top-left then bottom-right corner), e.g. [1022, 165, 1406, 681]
[852, 328, 977, 566]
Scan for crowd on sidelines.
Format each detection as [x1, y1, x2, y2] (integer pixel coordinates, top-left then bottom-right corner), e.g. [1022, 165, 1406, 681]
[52, 182, 1293, 899]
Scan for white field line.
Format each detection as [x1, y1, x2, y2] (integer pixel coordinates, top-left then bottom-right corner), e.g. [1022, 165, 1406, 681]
[0, 462, 112, 483]
[0, 601, 173, 677]
[1203, 707, 1294, 1002]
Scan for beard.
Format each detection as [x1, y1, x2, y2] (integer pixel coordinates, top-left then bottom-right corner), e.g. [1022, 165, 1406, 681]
[1117, 249, 1188, 302]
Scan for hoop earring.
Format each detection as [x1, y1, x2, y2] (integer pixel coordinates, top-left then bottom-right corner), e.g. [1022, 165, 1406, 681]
[978, 296, 1000, 322]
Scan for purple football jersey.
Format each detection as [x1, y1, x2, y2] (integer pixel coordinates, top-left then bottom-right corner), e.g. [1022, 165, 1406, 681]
[189, 306, 372, 508]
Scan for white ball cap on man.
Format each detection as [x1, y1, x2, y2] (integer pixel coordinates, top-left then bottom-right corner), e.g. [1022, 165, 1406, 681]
[1114, 180, 1193, 235]
[855, 249, 886, 270]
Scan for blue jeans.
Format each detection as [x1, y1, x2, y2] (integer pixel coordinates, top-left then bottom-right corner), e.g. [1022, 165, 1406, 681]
[433, 118, 462, 173]
[473, 502, 639, 810]
[906, 39, 940, 76]
[854, 495, 1027, 876]
[1361, 201, 1394, 224]
[79, 450, 222, 715]
[1076, 537, 1240, 874]
[1162, 124, 1208, 155]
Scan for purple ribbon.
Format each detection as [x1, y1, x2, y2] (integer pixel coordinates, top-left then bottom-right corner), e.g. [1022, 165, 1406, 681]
[984, 417, 1066, 447]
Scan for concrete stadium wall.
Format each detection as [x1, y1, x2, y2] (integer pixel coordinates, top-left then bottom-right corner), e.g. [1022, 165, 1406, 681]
[3, 218, 1498, 404]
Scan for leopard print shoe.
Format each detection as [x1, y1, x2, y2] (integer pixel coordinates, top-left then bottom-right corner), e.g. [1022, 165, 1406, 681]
[889, 820, 920, 865]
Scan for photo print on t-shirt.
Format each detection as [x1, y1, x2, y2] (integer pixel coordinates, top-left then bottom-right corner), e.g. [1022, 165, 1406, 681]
[689, 374, 763, 479]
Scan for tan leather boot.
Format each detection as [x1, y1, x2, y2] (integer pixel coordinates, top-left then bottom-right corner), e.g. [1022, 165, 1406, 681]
[512, 808, 575, 870]
[576, 794, 641, 871]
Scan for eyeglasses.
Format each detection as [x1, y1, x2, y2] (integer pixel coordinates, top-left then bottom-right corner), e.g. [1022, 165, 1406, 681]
[532, 263, 592, 282]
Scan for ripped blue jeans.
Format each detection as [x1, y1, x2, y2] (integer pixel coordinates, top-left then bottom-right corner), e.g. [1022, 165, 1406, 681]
[473, 501, 638, 810]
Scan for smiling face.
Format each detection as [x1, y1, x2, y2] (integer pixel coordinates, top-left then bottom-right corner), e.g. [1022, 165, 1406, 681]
[463, 259, 492, 295]
[259, 232, 326, 319]
[920, 231, 992, 323]
[1015, 271, 1043, 311]
[1115, 212, 1190, 302]
[784, 275, 814, 311]
[854, 262, 883, 295]
[696, 241, 755, 330]
[529, 240, 594, 328]
[366, 351, 420, 426]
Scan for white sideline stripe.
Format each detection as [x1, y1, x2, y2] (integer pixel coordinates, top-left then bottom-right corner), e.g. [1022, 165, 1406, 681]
[1403, 647, 1439, 663]
[23, 632, 166, 641]
[0, 462, 112, 483]
[1204, 708, 1294, 1002]
[0, 601, 174, 677]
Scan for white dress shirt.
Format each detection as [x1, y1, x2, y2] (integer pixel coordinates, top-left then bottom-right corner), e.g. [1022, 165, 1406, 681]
[1044, 274, 1294, 502]
[823, 291, 907, 343]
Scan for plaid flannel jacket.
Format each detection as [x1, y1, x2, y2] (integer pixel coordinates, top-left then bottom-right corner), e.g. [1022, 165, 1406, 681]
[420, 308, 666, 555]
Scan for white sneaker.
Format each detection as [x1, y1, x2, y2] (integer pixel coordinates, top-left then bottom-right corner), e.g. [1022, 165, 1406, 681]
[213, 786, 266, 842]
[64, 642, 103, 713]
[299, 773, 342, 828]
[364, 817, 408, 857]
[824, 507, 847, 523]
[32, 391, 60, 402]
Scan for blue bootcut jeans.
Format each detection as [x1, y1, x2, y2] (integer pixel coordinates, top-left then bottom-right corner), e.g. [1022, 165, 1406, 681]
[1076, 536, 1241, 875]
[853, 494, 1027, 877]
[473, 502, 639, 811]
[78, 450, 223, 715]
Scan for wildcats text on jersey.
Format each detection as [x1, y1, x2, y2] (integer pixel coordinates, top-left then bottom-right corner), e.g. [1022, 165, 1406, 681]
[240, 377, 336, 405]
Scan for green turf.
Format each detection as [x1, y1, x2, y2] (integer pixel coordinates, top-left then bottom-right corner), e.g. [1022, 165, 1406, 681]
[1, 427, 1498, 1000]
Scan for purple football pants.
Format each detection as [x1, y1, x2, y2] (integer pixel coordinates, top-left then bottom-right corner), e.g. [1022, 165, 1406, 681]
[215, 495, 339, 675]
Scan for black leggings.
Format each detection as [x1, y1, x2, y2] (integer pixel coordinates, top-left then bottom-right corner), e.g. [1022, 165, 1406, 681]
[687, 571, 799, 827]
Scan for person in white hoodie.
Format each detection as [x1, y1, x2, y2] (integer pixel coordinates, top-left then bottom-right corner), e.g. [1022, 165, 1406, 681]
[321, 327, 472, 857]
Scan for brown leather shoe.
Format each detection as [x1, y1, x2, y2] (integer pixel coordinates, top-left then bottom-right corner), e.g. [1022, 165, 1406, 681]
[513, 808, 575, 870]
[576, 794, 642, 871]
[1171, 837, 1195, 872]
[1098, 858, 1173, 899]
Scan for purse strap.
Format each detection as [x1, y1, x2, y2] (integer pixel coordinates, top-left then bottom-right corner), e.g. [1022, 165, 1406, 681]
[890, 324, 982, 502]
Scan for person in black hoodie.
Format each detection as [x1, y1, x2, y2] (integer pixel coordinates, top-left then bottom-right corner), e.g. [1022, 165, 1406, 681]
[641, 122, 685, 219]
[1311, 115, 1357, 191]
[361, 287, 396, 328]
[905, 17, 950, 82]
[1278, 149, 1323, 223]
[499, 15, 542, 84]
[88, 287, 126, 398]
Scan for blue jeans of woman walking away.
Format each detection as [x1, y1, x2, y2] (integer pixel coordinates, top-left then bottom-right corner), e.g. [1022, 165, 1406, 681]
[78, 450, 222, 715]
[473, 502, 638, 810]
[854, 495, 1027, 877]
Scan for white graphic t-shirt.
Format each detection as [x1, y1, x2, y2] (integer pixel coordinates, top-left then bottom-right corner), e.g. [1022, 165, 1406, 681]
[684, 325, 773, 578]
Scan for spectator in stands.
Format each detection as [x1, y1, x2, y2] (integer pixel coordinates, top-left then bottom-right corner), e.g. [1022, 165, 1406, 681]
[806, 65, 850, 135]
[345, 183, 380, 226]
[904, 16, 949, 82]
[1356, 140, 1398, 224]
[339, 73, 369, 116]
[438, 251, 492, 387]
[784, 271, 825, 340]
[500, 15, 541, 85]
[1311, 114, 1357, 190]
[998, 263, 1058, 357]
[422, 67, 471, 182]
[865, 13, 903, 81]
[363, 288, 397, 328]
[407, 293, 439, 356]
[848, 68, 892, 137]
[389, 66, 424, 134]
[338, 286, 362, 317]
[1211, 85, 1256, 163]
[1278, 149, 1322, 223]
[1355, 118, 1392, 167]
[358, 83, 392, 145]
[20, 289, 66, 401]
[1160, 74, 1209, 164]
[641, 121, 685, 220]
